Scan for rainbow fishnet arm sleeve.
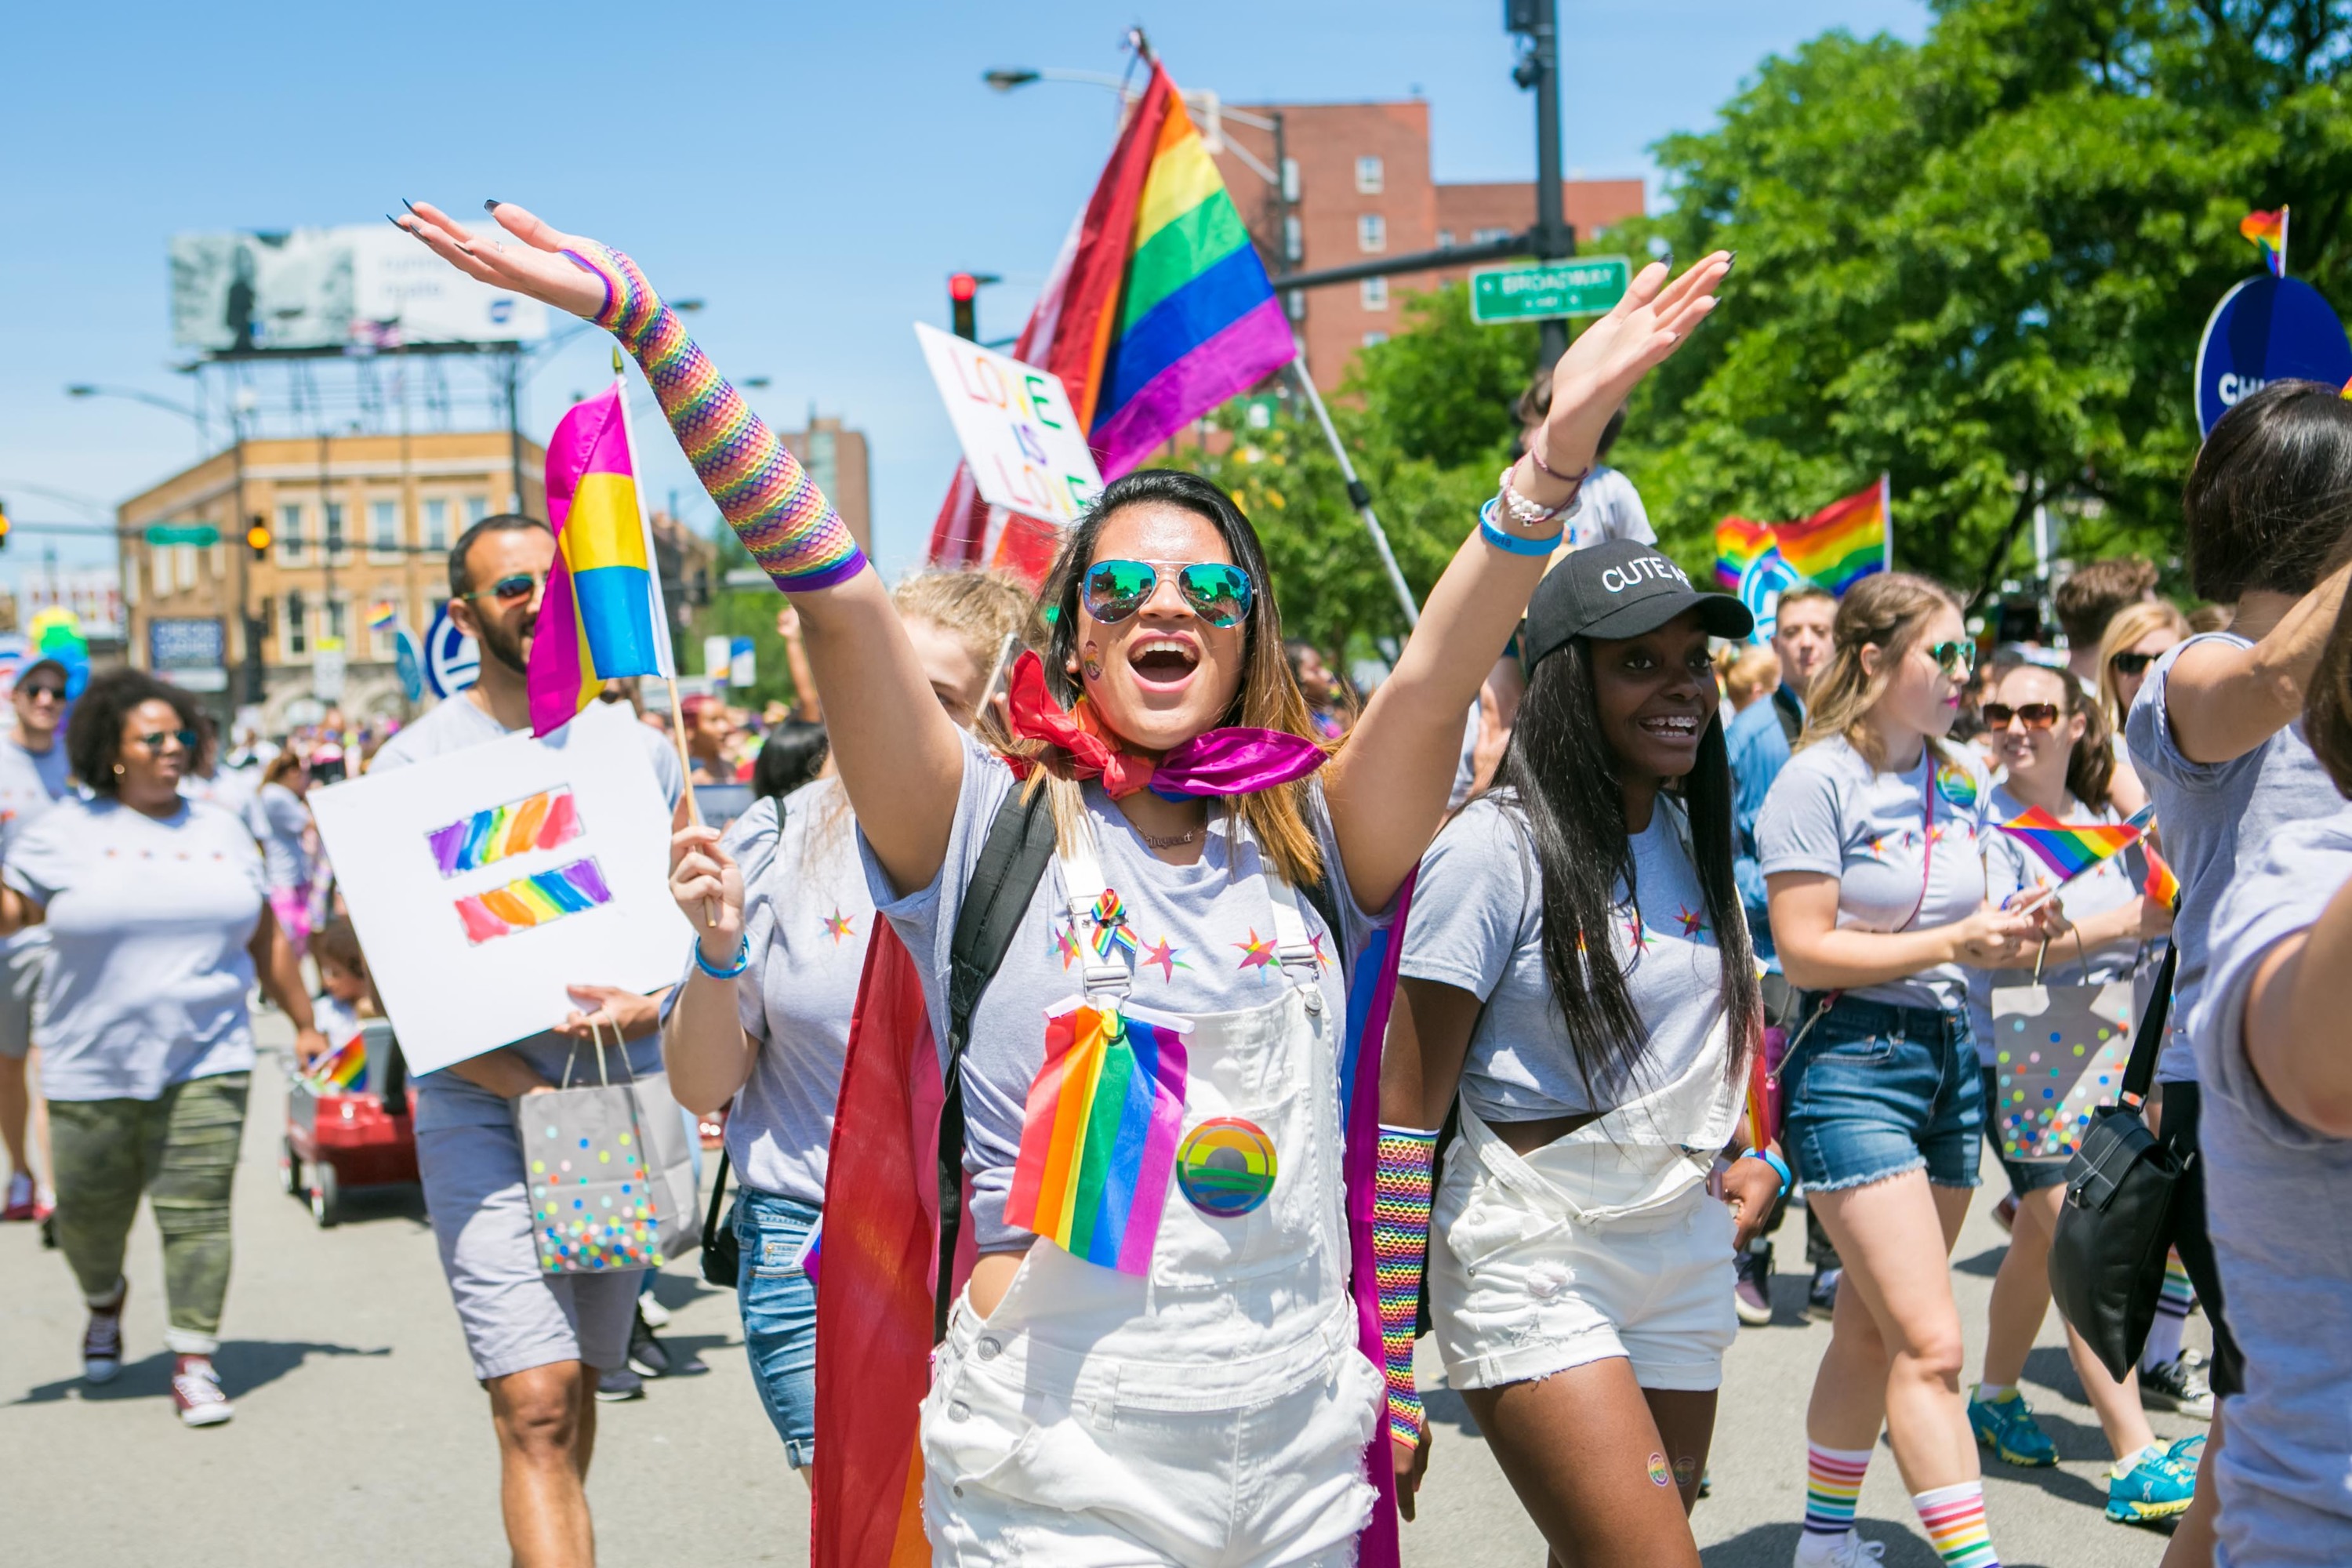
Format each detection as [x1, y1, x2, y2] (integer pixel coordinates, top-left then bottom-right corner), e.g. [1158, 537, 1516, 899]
[562, 241, 867, 593]
[1374, 1124, 1439, 1450]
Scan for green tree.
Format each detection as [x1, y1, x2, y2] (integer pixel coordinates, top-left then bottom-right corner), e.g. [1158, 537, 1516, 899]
[1606, 0, 2352, 603]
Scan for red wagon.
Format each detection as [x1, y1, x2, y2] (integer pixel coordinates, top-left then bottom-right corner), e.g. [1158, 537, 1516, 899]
[281, 1020, 416, 1227]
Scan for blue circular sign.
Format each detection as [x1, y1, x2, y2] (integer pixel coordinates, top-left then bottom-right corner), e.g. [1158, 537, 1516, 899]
[423, 603, 479, 699]
[2194, 275, 2352, 435]
[393, 628, 425, 703]
[1736, 549, 1806, 645]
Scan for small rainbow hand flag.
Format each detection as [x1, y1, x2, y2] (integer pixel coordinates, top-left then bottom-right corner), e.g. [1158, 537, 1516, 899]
[1004, 1004, 1189, 1274]
[305, 1033, 367, 1094]
[1998, 804, 2143, 884]
[368, 600, 398, 633]
[2142, 843, 2180, 908]
[2241, 207, 2288, 278]
[527, 381, 675, 738]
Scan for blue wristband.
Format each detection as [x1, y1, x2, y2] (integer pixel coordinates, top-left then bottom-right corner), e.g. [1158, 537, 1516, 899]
[1741, 1147, 1791, 1192]
[691, 934, 750, 979]
[1478, 497, 1564, 556]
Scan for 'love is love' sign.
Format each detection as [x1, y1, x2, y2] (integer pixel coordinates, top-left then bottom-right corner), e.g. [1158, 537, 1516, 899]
[916, 323, 1104, 525]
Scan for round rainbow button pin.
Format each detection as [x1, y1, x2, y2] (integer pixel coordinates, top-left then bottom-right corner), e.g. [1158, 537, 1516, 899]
[1176, 1116, 1278, 1218]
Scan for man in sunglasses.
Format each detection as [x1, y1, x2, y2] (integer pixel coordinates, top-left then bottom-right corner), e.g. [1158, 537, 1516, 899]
[368, 514, 687, 1564]
[0, 659, 71, 1225]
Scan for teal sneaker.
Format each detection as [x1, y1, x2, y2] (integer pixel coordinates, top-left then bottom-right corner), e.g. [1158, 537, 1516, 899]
[2107, 1444, 2197, 1526]
[2165, 1433, 2208, 1472]
[1968, 1386, 2057, 1467]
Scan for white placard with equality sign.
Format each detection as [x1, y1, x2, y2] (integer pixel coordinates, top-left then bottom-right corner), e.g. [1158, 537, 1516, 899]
[308, 701, 689, 1075]
[914, 322, 1105, 525]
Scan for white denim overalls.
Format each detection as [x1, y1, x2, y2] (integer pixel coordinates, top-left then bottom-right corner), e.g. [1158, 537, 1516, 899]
[920, 828, 1381, 1567]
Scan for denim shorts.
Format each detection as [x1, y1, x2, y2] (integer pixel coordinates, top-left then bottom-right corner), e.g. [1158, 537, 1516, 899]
[1780, 995, 1982, 1192]
[1979, 1066, 2068, 1197]
[731, 1189, 818, 1469]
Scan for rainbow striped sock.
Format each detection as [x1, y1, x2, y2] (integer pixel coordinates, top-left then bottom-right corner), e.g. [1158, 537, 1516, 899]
[561, 241, 867, 594]
[1803, 1442, 1871, 1536]
[1914, 1480, 1999, 1567]
[2140, 1249, 2195, 1371]
[2157, 1248, 2196, 1316]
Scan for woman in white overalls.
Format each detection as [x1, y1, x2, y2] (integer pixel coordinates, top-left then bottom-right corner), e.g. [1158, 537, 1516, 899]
[389, 193, 1729, 1563]
[1381, 541, 1783, 1566]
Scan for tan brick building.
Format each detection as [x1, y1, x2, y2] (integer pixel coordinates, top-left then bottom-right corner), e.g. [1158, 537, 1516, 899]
[780, 416, 873, 555]
[1210, 100, 1647, 389]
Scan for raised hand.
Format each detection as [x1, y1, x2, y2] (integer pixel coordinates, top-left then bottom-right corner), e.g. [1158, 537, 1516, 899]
[1527, 250, 1733, 488]
[392, 200, 608, 321]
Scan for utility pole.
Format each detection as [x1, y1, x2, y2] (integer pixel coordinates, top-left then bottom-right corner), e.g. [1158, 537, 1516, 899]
[1512, 0, 1572, 374]
[503, 346, 526, 514]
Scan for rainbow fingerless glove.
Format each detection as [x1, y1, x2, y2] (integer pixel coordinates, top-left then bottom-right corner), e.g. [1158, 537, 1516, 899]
[561, 241, 866, 593]
[1374, 1124, 1439, 1450]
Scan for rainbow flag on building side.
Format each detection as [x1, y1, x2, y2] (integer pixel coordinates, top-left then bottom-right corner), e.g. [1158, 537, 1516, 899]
[927, 58, 1298, 574]
[527, 381, 675, 737]
[2241, 206, 2288, 278]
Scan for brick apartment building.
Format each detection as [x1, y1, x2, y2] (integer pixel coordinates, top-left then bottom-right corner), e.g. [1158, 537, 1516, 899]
[1210, 98, 1646, 389]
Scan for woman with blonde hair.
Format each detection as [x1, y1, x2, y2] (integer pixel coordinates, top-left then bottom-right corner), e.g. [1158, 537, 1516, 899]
[1758, 572, 2055, 1567]
[663, 568, 1029, 1481]
[2097, 597, 2190, 737]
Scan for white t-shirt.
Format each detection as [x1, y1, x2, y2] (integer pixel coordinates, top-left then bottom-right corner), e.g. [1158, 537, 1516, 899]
[0, 735, 74, 958]
[369, 693, 685, 1131]
[7, 797, 267, 1101]
[1755, 735, 1993, 1011]
[1562, 465, 1654, 550]
[247, 782, 313, 891]
[1401, 792, 1739, 1143]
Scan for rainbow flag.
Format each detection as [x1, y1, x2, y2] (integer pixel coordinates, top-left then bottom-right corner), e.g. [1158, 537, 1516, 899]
[1773, 477, 1892, 593]
[305, 1033, 367, 1094]
[2143, 843, 2180, 908]
[368, 600, 397, 633]
[1998, 805, 2142, 884]
[527, 380, 675, 737]
[2241, 206, 2288, 278]
[1003, 1004, 1189, 1274]
[1715, 516, 1777, 590]
[927, 59, 1298, 572]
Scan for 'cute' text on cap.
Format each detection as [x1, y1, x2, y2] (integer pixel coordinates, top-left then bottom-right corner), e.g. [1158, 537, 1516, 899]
[1599, 557, 1690, 595]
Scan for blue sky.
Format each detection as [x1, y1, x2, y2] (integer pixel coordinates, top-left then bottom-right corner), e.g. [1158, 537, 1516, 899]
[2, 0, 1928, 589]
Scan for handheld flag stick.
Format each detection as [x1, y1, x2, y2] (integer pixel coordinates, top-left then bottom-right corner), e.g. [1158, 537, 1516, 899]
[608, 348, 719, 927]
[1285, 355, 1420, 629]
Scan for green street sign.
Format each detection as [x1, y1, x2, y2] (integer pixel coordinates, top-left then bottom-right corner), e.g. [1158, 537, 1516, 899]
[143, 524, 220, 546]
[1470, 256, 1632, 324]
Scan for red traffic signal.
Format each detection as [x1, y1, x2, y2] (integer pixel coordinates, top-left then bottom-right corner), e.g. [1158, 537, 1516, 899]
[949, 272, 979, 303]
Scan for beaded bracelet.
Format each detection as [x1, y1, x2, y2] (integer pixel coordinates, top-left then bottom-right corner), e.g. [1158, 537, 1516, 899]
[1478, 497, 1564, 557]
[691, 934, 751, 980]
[1524, 444, 1588, 485]
[1495, 466, 1573, 528]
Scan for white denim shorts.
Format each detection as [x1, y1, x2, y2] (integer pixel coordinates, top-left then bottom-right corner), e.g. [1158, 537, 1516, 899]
[1429, 1114, 1737, 1394]
[922, 1293, 1378, 1567]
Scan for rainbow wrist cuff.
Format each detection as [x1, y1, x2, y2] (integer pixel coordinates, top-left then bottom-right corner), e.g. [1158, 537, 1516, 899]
[1374, 1123, 1439, 1450]
[562, 242, 866, 593]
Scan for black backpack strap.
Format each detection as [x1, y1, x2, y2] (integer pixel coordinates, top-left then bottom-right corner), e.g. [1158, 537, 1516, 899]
[1772, 685, 1804, 746]
[934, 786, 1059, 1339]
[2119, 942, 2179, 1106]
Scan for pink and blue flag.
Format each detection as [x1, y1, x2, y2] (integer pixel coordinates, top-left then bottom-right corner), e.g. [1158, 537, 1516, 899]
[528, 382, 675, 737]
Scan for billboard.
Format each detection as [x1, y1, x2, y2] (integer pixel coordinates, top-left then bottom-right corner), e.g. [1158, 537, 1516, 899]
[169, 227, 550, 353]
[21, 570, 125, 639]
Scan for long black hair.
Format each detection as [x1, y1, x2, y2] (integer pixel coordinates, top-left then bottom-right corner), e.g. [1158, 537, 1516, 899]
[1497, 637, 1760, 1098]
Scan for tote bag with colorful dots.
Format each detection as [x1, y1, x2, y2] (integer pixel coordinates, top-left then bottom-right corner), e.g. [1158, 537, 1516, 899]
[1987, 976, 2139, 1165]
[518, 1021, 698, 1275]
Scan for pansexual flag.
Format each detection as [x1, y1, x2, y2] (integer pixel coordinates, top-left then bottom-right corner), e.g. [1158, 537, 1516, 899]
[528, 382, 675, 737]
[1998, 804, 2142, 884]
[1004, 1004, 1189, 1275]
[2242, 207, 2288, 278]
[927, 59, 1298, 574]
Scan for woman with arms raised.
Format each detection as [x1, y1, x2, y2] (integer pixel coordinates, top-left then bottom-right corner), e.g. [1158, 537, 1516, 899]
[394, 195, 1726, 1562]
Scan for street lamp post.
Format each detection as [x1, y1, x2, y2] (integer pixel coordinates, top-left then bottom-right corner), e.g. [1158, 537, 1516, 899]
[1511, 0, 1572, 373]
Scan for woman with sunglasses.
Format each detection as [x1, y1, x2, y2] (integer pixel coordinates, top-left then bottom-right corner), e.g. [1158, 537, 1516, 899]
[0, 670, 325, 1428]
[0, 657, 72, 1227]
[1381, 542, 1772, 1564]
[1960, 658, 2190, 1525]
[1757, 573, 2051, 1568]
[397, 194, 1728, 1561]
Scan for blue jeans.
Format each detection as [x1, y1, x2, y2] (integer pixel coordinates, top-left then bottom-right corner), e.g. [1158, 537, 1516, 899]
[1781, 995, 1982, 1192]
[731, 1189, 818, 1468]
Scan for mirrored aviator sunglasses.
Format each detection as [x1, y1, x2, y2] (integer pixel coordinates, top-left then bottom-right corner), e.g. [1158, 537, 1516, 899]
[1080, 559, 1254, 630]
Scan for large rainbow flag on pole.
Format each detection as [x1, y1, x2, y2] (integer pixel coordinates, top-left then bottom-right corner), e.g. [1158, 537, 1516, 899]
[927, 56, 1298, 576]
[1715, 476, 1893, 597]
[526, 378, 676, 737]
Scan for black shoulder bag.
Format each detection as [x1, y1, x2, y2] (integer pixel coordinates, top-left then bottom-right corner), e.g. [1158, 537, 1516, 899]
[2047, 942, 2185, 1382]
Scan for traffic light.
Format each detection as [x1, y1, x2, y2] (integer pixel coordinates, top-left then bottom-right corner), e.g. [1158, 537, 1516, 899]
[0, 497, 10, 553]
[245, 514, 271, 562]
[949, 273, 979, 340]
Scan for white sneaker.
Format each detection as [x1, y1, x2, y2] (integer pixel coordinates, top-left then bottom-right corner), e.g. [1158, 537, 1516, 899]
[637, 1293, 671, 1330]
[172, 1355, 235, 1428]
[1792, 1530, 1886, 1567]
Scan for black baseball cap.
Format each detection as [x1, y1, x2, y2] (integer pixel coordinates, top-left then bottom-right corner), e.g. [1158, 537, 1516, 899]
[1522, 539, 1754, 670]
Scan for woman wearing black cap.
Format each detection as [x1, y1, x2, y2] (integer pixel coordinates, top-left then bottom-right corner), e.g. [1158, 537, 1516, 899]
[1379, 541, 1779, 1564]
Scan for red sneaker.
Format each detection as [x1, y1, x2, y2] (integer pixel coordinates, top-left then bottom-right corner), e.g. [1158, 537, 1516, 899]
[172, 1355, 234, 1428]
[3, 1171, 34, 1221]
[83, 1284, 126, 1385]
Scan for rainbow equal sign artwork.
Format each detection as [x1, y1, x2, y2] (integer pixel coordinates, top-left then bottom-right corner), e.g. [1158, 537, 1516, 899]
[454, 858, 615, 946]
[427, 787, 585, 878]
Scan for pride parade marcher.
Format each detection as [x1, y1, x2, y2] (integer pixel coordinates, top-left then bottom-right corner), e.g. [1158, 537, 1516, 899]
[246, 749, 317, 957]
[1958, 656, 2193, 1525]
[368, 513, 684, 1568]
[664, 569, 1032, 1480]
[4, 670, 325, 1428]
[0, 657, 71, 1225]
[2122, 377, 2352, 1566]
[1759, 574, 2056, 1568]
[1378, 541, 1778, 1563]
[390, 189, 1728, 1563]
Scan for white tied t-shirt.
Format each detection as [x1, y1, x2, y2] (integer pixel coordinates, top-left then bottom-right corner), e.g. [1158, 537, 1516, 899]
[5, 797, 267, 1101]
[1755, 735, 1992, 1011]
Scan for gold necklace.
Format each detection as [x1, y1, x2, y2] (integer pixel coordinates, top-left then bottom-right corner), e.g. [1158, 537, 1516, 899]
[1142, 827, 1197, 850]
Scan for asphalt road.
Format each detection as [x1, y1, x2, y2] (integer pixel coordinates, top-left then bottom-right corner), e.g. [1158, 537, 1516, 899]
[1, 1027, 2206, 1566]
